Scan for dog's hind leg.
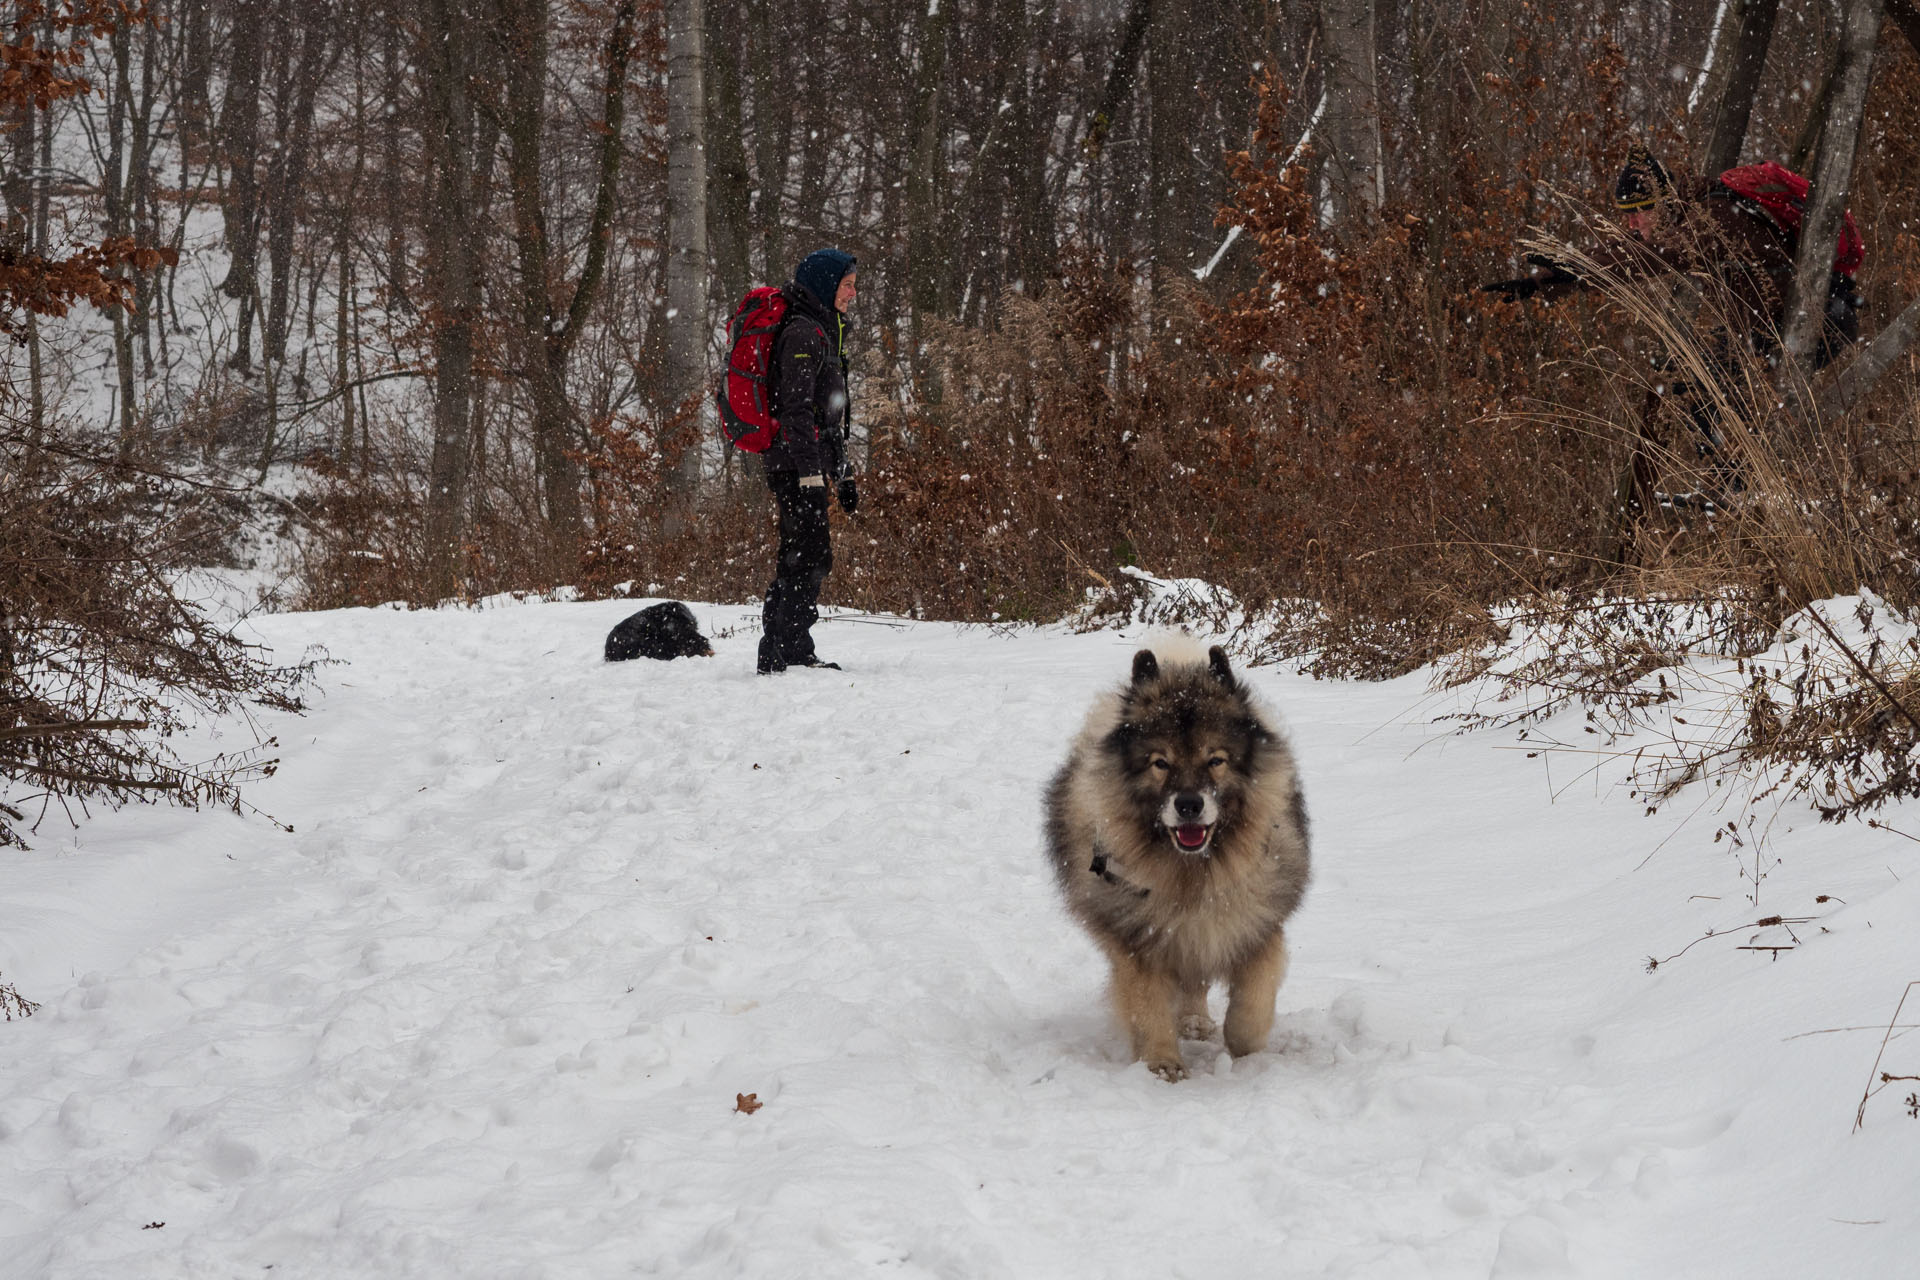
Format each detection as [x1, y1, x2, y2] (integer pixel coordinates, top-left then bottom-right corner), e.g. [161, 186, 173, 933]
[1101, 939, 1186, 1081]
[1177, 979, 1217, 1042]
[1224, 929, 1289, 1058]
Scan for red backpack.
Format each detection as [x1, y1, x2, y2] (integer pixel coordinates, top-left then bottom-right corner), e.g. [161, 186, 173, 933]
[717, 286, 790, 453]
[1714, 162, 1865, 278]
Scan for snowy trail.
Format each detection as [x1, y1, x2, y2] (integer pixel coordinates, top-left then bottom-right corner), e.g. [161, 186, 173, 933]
[4, 598, 1920, 1278]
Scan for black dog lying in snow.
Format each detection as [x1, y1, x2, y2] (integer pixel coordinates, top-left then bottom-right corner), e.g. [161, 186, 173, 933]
[604, 601, 715, 662]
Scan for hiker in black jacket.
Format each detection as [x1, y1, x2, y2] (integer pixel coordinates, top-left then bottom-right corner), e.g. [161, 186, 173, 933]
[758, 247, 860, 675]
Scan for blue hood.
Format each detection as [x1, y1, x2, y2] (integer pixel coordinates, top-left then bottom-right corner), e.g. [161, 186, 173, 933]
[793, 248, 857, 311]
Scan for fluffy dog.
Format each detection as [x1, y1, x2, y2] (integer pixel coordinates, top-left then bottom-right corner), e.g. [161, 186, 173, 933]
[603, 601, 715, 662]
[1044, 641, 1310, 1081]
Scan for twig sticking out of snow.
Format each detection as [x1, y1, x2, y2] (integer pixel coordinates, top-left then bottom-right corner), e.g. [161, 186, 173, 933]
[0, 973, 39, 1021]
[1855, 980, 1920, 1132]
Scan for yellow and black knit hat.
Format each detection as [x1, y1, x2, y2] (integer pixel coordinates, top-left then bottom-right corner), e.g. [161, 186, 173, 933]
[1614, 141, 1674, 211]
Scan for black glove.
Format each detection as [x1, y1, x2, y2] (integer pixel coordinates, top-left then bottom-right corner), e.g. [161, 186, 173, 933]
[1522, 254, 1581, 287]
[1481, 277, 1541, 301]
[1484, 254, 1582, 302]
[836, 476, 859, 514]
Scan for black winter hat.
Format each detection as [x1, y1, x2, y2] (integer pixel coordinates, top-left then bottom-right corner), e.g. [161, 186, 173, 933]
[1614, 142, 1674, 211]
[794, 248, 857, 310]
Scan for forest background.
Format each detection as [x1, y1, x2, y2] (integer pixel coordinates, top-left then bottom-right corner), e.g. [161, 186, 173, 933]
[2, 0, 1920, 842]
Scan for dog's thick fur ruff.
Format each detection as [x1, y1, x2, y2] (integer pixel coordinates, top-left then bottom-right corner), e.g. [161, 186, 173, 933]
[1044, 641, 1310, 1080]
[604, 601, 715, 662]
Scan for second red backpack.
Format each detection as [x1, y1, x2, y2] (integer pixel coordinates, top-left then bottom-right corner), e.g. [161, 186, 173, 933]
[717, 285, 790, 453]
[1715, 161, 1865, 278]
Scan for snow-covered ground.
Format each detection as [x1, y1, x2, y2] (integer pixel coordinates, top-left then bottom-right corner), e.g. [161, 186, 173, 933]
[3, 596, 1919, 1278]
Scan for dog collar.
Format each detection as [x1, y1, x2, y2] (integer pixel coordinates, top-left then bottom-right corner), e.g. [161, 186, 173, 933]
[1089, 852, 1150, 898]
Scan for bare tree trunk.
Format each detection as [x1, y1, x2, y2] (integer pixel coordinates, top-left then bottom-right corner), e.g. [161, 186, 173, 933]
[1690, 1, 1740, 130]
[180, 0, 213, 147]
[501, 0, 637, 550]
[6, 39, 42, 443]
[1816, 294, 1920, 424]
[335, 14, 370, 459]
[906, 0, 952, 328]
[423, 0, 483, 599]
[949, 0, 1028, 321]
[1779, 0, 1883, 381]
[255, 2, 332, 479]
[1317, 0, 1383, 227]
[1083, 0, 1150, 162]
[220, 0, 266, 372]
[380, 19, 410, 311]
[335, 251, 354, 458]
[499, 0, 563, 529]
[264, 4, 330, 368]
[1011, 4, 1058, 295]
[706, 0, 752, 310]
[1700, 0, 1781, 178]
[105, 20, 137, 457]
[29, 16, 50, 444]
[663, 0, 708, 521]
[1789, 18, 1845, 176]
[128, 15, 158, 378]
[747, 0, 788, 281]
[1147, 0, 1197, 290]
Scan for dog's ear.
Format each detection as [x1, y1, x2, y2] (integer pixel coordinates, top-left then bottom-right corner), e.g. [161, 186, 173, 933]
[1131, 649, 1160, 685]
[1207, 645, 1234, 686]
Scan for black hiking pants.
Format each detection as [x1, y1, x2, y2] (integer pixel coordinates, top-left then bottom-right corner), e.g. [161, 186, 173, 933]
[763, 469, 833, 663]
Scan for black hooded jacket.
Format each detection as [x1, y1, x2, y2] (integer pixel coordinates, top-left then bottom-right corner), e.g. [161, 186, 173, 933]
[763, 282, 849, 481]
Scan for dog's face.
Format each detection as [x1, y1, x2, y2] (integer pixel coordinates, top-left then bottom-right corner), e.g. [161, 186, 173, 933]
[1107, 647, 1268, 858]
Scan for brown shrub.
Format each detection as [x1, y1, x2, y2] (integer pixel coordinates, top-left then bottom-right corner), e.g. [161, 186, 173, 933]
[298, 46, 1920, 697]
[1, 428, 314, 848]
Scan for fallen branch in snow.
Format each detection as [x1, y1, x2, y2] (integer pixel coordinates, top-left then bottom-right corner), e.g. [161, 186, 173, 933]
[1645, 914, 1817, 972]
[0, 973, 39, 1021]
[1784, 1022, 1920, 1041]
[0, 718, 150, 742]
[818, 613, 912, 630]
[1854, 980, 1920, 1132]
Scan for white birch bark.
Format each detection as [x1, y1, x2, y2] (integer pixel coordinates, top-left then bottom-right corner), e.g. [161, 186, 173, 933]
[665, 0, 709, 506]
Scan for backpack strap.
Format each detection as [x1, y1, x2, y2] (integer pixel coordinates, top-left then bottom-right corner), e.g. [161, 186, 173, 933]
[772, 306, 828, 385]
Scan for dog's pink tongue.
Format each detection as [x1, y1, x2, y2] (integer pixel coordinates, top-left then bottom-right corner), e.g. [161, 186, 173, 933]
[1175, 824, 1208, 849]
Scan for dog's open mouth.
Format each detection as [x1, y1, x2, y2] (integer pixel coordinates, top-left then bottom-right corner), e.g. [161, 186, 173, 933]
[1172, 823, 1213, 854]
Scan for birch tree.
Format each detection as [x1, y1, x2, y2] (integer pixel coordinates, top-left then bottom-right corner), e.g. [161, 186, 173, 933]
[663, 0, 707, 514]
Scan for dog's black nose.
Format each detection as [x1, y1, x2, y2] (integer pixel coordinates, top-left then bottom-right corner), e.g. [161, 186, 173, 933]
[1173, 792, 1204, 821]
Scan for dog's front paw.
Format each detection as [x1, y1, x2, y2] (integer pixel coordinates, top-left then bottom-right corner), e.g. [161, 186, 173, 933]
[1146, 1056, 1190, 1083]
[1179, 1014, 1219, 1041]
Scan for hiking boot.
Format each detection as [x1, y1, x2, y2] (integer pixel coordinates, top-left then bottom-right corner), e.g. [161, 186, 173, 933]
[756, 636, 787, 675]
[792, 656, 841, 670]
